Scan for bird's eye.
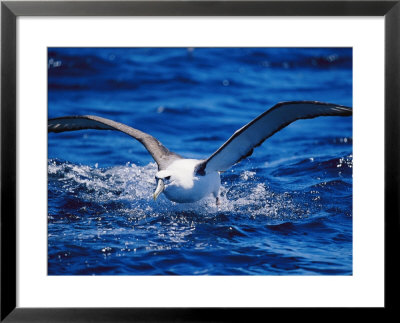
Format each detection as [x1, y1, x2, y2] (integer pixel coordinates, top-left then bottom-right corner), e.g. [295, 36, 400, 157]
[164, 176, 171, 180]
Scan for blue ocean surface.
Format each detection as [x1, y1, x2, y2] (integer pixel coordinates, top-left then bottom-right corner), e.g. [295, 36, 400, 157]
[48, 48, 352, 275]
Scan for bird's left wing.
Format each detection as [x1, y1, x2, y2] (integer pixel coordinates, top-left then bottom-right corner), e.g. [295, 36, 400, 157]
[48, 115, 182, 170]
[196, 101, 352, 175]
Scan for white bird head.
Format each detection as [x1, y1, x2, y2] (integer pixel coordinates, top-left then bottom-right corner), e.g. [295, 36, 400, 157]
[152, 159, 220, 203]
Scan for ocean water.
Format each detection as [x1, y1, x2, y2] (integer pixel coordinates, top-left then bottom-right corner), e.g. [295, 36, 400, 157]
[48, 48, 352, 275]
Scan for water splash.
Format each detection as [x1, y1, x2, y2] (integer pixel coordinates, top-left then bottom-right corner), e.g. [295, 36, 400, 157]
[48, 159, 314, 223]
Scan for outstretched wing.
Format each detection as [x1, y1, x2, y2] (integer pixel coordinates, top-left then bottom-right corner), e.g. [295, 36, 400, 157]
[48, 115, 182, 170]
[196, 101, 352, 175]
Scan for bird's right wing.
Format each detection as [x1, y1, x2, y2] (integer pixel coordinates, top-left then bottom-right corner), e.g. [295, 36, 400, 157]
[48, 115, 182, 170]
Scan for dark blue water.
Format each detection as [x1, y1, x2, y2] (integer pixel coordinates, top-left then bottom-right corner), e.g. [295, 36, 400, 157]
[48, 48, 352, 275]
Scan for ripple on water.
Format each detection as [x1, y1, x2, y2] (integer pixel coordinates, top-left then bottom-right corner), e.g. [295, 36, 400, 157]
[48, 158, 352, 275]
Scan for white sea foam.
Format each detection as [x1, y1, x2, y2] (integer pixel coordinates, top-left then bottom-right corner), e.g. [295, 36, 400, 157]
[48, 160, 309, 221]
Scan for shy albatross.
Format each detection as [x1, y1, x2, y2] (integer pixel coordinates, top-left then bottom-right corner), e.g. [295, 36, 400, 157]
[48, 101, 352, 204]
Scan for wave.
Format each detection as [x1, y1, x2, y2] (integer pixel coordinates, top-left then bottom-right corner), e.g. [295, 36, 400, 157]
[48, 158, 352, 275]
[48, 159, 328, 223]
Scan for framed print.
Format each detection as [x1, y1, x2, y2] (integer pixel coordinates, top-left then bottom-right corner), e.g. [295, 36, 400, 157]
[1, 0, 399, 321]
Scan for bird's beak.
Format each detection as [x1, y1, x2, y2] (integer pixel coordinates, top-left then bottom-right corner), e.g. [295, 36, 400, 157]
[153, 179, 165, 201]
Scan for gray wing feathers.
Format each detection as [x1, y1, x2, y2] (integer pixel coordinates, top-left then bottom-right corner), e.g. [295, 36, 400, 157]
[197, 101, 352, 174]
[48, 115, 181, 170]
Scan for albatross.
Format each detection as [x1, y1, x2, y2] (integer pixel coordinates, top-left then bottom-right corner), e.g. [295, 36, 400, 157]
[48, 101, 352, 205]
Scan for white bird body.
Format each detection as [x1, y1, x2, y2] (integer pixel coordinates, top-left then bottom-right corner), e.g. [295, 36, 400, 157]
[156, 159, 221, 203]
[48, 101, 352, 205]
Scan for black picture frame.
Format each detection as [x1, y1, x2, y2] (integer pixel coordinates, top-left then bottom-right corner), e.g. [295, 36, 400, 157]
[1, 0, 399, 321]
